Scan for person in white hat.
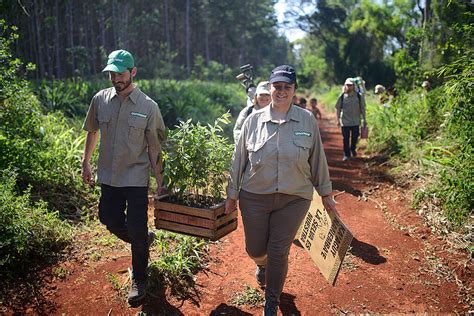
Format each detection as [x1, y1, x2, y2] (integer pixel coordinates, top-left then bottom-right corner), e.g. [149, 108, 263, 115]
[335, 78, 367, 161]
[233, 81, 271, 143]
[422, 80, 431, 92]
[374, 84, 389, 107]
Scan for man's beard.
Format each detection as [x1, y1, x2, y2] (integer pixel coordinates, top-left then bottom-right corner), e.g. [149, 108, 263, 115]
[113, 78, 132, 93]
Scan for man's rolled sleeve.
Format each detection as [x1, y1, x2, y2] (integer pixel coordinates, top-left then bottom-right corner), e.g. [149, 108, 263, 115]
[227, 119, 249, 200]
[145, 102, 166, 152]
[309, 120, 333, 197]
[82, 95, 99, 132]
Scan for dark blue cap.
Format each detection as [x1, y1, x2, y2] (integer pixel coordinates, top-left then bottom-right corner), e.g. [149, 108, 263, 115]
[269, 65, 297, 86]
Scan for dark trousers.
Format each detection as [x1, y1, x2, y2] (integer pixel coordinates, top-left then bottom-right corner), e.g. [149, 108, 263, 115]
[99, 184, 149, 281]
[341, 125, 359, 157]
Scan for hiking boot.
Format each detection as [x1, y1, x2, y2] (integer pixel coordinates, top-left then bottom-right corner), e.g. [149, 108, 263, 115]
[263, 301, 278, 316]
[351, 150, 357, 157]
[128, 278, 147, 305]
[256, 265, 266, 287]
[342, 156, 349, 162]
[148, 230, 156, 250]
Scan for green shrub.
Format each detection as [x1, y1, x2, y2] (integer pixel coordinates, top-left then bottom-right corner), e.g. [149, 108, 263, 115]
[366, 51, 473, 227]
[32, 78, 105, 117]
[0, 20, 97, 218]
[163, 113, 234, 205]
[137, 79, 245, 138]
[0, 170, 72, 276]
[148, 231, 208, 288]
[33, 78, 247, 139]
[320, 86, 343, 113]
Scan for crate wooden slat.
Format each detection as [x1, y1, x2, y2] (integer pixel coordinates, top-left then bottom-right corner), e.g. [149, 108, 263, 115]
[154, 194, 238, 241]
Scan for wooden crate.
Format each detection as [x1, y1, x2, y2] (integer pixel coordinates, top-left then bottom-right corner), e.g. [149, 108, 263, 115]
[154, 195, 238, 241]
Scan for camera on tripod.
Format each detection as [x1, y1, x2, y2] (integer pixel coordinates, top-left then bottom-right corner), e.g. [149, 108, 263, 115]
[235, 64, 255, 92]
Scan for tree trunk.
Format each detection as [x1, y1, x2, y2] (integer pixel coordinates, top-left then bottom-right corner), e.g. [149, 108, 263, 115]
[220, 30, 226, 66]
[203, 1, 210, 65]
[112, 0, 118, 47]
[123, 2, 129, 48]
[28, 4, 38, 79]
[423, 0, 431, 28]
[54, 0, 62, 78]
[98, 10, 106, 53]
[33, 1, 45, 77]
[185, 0, 191, 76]
[66, 0, 75, 76]
[164, 0, 171, 50]
[88, 10, 97, 74]
[43, 0, 52, 78]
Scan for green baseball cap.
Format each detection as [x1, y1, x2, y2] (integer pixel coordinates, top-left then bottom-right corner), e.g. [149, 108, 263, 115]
[102, 49, 135, 73]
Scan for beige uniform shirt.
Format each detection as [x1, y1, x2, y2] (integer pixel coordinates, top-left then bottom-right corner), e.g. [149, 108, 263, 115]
[227, 104, 332, 201]
[83, 86, 166, 187]
[335, 92, 366, 126]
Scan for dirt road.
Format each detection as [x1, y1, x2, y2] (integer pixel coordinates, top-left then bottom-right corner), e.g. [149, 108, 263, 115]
[7, 110, 471, 315]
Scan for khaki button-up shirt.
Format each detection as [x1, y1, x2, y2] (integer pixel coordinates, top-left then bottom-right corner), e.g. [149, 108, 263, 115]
[335, 92, 366, 127]
[227, 104, 332, 201]
[83, 86, 166, 187]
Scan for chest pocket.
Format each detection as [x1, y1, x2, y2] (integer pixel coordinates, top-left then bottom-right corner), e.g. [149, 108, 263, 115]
[98, 110, 112, 134]
[293, 137, 312, 163]
[128, 115, 147, 141]
[246, 141, 265, 170]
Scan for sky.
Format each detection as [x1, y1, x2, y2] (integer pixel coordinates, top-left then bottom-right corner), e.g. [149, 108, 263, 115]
[274, 0, 315, 42]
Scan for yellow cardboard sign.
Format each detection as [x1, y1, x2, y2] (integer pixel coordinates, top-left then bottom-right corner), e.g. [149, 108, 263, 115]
[296, 192, 353, 286]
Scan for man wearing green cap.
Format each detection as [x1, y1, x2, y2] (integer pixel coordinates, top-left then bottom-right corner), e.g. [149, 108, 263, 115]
[81, 49, 166, 305]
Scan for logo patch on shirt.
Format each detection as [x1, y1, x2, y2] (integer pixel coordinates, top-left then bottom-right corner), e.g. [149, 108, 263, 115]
[294, 131, 311, 137]
[130, 112, 147, 118]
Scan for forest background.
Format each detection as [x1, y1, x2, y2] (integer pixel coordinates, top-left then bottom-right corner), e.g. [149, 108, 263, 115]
[0, 0, 472, 298]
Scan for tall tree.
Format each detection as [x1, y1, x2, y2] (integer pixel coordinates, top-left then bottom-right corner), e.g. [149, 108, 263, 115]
[185, 0, 191, 76]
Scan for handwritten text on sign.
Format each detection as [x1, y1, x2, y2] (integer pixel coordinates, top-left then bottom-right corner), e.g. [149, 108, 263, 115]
[297, 193, 353, 286]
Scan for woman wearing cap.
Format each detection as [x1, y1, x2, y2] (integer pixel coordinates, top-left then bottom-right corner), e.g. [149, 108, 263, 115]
[225, 65, 335, 315]
[233, 81, 271, 143]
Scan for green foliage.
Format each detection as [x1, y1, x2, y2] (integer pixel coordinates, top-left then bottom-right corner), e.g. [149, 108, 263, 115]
[320, 86, 343, 113]
[0, 20, 24, 100]
[191, 56, 235, 82]
[0, 20, 97, 218]
[0, 170, 73, 276]
[32, 77, 246, 139]
[148, 231, 208, 287]
[231, 285, 265, 307]
[137, 79, 245, 137]
[33, 78, 105, 117]
[294, 0, 405, 88]
[163, 113, 234, 205]
[367, 43, 473, 226]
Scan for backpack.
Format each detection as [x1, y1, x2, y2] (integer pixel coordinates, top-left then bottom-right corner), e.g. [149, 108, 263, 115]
[338, 92, 362, 111]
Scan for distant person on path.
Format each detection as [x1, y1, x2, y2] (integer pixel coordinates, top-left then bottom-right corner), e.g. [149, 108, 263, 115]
[233, 81, 271, 143]
[310, 97, 322, 119]
[374, 84, 389, 107]
[298, 97, 307, 109]
[335, 78, 367, 161]
[422, 80, 431, 92]
[81, 49, 166, 306]
[225, 65, 336, 316]
[354, 76, 366, 95]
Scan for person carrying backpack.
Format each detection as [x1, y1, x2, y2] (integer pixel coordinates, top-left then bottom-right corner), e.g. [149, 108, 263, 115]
[233, 81, 271, 143]
[335, 78, 367, 161]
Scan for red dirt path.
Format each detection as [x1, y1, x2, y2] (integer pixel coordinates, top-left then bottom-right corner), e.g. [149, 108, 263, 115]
[6, 110, 471, 315]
